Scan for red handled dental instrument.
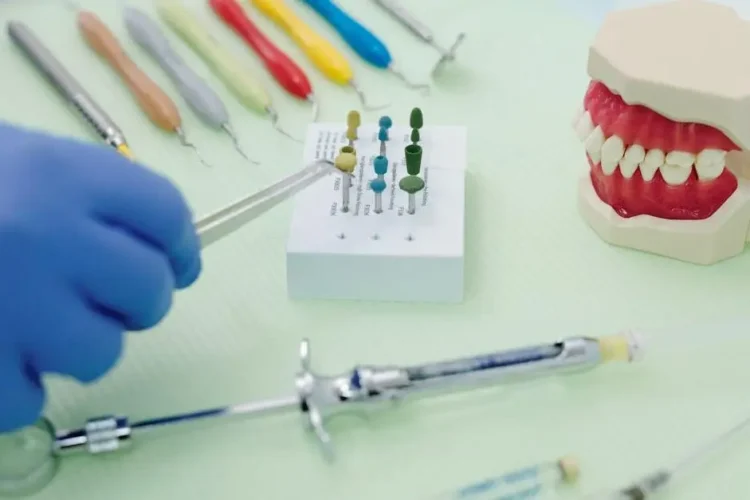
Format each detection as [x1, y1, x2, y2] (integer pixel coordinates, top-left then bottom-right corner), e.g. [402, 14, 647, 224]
[208, 0, 319, 121]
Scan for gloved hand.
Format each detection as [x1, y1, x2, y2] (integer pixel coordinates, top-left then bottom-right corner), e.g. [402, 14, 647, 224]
[0, 123, 202, 433]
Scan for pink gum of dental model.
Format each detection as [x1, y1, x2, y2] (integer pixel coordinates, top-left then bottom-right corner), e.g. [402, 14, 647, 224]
[573, 0, 750, 265]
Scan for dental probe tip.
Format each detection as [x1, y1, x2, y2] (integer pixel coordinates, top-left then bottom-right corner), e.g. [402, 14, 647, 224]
[348, 80, 390, 111]
[266, 106, 302, 143]
[388, 64, 430, 94]
[307, 94, 320, 122]
[221, 123, 260, 165]
[175, 127, 212, 168]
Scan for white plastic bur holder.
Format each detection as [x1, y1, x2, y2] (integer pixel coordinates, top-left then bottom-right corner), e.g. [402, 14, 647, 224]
[286, 123, 468, 303]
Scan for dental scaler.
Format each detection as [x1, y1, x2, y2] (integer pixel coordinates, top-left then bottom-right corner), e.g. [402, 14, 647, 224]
[0, 332, 643, 497]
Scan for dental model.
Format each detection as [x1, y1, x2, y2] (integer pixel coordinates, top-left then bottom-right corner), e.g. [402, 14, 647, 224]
[574, 0, 750, 265]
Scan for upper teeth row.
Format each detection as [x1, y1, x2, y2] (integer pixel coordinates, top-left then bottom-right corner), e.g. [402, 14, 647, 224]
[573, 108, 727, 185]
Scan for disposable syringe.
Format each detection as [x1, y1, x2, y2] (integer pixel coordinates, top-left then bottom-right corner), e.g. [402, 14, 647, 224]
[0, 332, 642, 497]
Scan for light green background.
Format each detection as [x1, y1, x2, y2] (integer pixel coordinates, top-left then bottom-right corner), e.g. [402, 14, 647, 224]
[1, 0, 750, 498]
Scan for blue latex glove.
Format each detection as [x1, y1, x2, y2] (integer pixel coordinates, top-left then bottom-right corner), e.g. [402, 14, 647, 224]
[0, 123, 202, 433]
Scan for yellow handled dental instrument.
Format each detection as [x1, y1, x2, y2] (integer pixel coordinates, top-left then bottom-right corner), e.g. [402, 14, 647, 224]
[247, 0, 388, 111]
[155, 0, 299, 142]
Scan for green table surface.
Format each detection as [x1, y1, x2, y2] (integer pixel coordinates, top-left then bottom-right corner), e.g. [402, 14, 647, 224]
[2, 0, 750, 498]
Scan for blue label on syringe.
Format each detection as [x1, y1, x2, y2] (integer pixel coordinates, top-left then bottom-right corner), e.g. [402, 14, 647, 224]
[406, 345, 562, 382]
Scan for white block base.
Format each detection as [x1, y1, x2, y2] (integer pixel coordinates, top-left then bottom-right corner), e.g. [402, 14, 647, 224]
[578, 175, 750, 265]
[286, 122, 468, 303]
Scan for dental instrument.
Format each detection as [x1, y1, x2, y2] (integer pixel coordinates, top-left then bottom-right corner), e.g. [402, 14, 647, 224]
[208, 0, 319, 121]
[0, 331, 642, 497]
[196, 158, 345, 246]
[247, 0, 389, 110]
[435, 455, 580, 499]
[6, 21, 133, 159]
[122, 6, 258, 164]
[334, 145, 356, 213]
[587, 410, 750, 499]
[298, 0, 430, 93]
[370, 0, 465, 78]
[74, 10, 211, 167]
[155, 0, 300, 142]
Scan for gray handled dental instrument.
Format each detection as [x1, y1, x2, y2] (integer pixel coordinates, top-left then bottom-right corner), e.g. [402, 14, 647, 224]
[6, 21, 133, 158]
[370, 0, 465, 78]
[122, 7, 258, 164]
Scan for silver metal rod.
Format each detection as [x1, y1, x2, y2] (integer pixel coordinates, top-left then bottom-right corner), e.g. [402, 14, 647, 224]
[370, 0, 434, 41]
[341, 174, 351, 212]
[53, 396, 298, 454]
[196, 159, 343, 247]
[408, 193, 416, 214]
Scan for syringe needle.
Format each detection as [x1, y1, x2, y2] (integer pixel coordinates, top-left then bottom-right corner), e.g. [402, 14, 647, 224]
[221, 123, 258, 165]
[176, 127, 212, 168]
[369, 0, 465, 78]
[308, 94, 320, 122]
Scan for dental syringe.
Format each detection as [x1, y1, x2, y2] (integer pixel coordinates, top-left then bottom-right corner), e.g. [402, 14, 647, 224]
[0, 332, 643, 497]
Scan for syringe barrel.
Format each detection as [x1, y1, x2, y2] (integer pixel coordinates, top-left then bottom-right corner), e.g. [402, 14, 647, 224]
[400, 337, 604, 396]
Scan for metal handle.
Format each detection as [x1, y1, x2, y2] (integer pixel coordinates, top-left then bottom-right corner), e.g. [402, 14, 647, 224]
[123, 6, 229, 128]
[370, 0, 433, 41]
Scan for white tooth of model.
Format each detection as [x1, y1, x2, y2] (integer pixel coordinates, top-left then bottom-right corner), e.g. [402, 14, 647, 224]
[576, 0, 750, 265]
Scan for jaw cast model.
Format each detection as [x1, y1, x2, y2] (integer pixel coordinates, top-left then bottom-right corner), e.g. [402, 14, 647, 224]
[574, 0, 750, 265]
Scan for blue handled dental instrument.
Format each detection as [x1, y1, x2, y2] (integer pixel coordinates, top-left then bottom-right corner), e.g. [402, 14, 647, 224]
[370, 0, 465, 78]
[298, 0, 430, 93]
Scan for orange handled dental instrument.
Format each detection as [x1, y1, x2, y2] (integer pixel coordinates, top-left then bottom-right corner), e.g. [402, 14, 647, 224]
[75, 10, 211, 167]
[247, 0, 388, 110]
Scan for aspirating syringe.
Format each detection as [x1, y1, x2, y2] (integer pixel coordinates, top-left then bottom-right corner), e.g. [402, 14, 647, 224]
[0, 332, 642, 497]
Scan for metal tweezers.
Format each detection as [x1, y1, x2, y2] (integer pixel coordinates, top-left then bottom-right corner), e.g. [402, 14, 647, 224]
[196, 159, 343, 247]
